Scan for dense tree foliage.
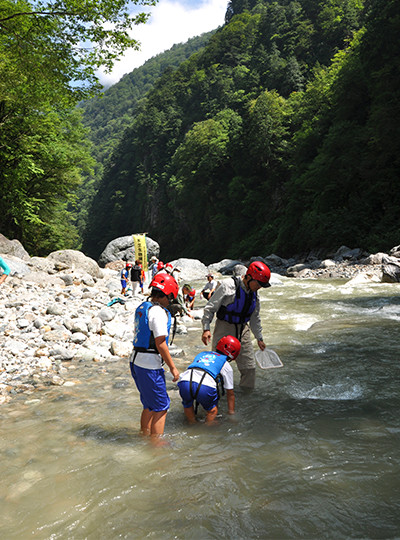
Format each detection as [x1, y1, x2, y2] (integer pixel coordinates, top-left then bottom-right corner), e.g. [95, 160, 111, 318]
[0, 0, 157, 254]
[84, 0, 399, 263]
[76, 31, 215, 236]
[2, 0, 398, 262]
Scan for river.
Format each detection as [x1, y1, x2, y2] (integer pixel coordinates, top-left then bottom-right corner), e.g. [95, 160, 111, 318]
[1, 277, 400, 539]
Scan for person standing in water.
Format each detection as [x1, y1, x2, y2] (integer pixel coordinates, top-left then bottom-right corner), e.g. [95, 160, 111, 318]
[130, 273, 180, 444]
[178, 335, 241, 424]
[201, 261, 271, 390]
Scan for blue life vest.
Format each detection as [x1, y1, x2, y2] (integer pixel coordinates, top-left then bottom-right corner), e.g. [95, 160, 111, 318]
[133, 301, 171, 353]
[217, 277, 256, 325]
[188, 351, 228, 380]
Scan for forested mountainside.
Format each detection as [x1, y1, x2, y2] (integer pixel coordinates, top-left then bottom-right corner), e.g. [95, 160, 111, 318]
[83, 0, 399, 263]
[73, 32, 214, 236]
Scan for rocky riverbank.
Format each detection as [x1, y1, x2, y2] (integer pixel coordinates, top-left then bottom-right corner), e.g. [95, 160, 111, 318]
[1, 234, 399, 404]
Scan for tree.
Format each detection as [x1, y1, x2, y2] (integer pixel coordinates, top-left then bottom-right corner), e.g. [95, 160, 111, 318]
[0, 0, 157, 253]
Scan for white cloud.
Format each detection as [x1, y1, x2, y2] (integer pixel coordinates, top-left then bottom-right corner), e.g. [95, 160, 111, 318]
[98, 0, 227, 87]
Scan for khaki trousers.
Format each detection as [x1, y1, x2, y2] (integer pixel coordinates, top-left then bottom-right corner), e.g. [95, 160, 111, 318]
[211, 319, 256, 389]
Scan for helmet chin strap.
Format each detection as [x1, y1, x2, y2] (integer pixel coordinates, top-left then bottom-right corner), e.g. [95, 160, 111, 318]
[243, 275, 253, 290]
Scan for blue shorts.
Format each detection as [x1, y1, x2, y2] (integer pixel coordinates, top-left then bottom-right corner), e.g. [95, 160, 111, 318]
[121, 279, 127, 288]
[130, 364, 170, 412]
[177, 380, 219, 411]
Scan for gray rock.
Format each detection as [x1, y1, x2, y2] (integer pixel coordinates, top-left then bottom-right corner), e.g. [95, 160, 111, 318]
[0, 256, 31, 277]
[389, 245, 400, 258]
[49, 347, 75, 361]
[98, 235, 160, 267]
[70, 332, 87, 344]
[97, 308, 115, 322]
[25, 271, 65, 287]
[0, 234, 30, 260]
[46, 304, 64, 316]
[333, 246, 364, 261]
[169, 258, 208, 282]
[232, 264, 247, 277]
[382, 260, 400, 283]
[47, 250, 103, 279]
[286, 263, 309, 276]
[59, 274, 74, 286]
[88, 317, 103, 334]
[210, 259, 243, 275]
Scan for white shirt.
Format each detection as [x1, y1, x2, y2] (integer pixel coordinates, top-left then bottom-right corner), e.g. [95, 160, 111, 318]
[179, 361, 234, 390]
[133, 304, 168, 370]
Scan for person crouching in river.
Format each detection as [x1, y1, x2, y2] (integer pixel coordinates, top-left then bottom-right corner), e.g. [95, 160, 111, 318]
[177, 335, 241, 425]
[130, 273, 180, 444]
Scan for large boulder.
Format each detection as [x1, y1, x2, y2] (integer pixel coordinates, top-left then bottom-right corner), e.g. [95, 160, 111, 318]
[169, 258, 208, 282]
[333, 245, 365, 261]
[208, 259, 243, 275]
[389, 245, 400, 258]
[47, 250, 103, 279]
[0, 254, 30, 277]
[382, 258, 400, 283]
[98, 235, 159, 267]
[0, 234, 30, 260]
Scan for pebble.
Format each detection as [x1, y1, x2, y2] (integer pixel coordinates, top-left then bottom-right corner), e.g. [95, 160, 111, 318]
[0, 273, 146, 402]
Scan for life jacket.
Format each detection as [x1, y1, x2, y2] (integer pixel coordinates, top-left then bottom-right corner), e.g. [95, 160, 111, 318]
[188, 351, 228, 380]
[187, 351, 228, 413]
[131, 264, 142, 281]
[133, 301, 172, 354]
[216, 277, 256, 325]
[185, 290, 196, 303]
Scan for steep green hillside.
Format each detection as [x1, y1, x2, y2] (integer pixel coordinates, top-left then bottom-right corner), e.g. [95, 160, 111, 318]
[81, 31, 215, 169]
[83, 0, 399, 264]
[74, 32, 215, 234]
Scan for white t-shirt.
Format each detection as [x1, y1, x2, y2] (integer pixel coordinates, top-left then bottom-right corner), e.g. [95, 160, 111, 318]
[133, 304, 169, 370]
[179, 360, 234, 390]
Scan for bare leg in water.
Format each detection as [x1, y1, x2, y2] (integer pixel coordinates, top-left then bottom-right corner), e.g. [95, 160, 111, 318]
[140, 409, 168, 445]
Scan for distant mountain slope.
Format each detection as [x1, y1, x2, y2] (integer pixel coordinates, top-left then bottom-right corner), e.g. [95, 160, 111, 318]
[80, 31, 215, 170]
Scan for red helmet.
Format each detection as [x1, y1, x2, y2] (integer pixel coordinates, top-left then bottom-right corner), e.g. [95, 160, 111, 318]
[157, 261, 164, 270]
[150, 273, 179, 299]
[216, 335, 241, 360]
[246, 261, 271, 287]
[165, 263, 173, 272]
[125, 262, 132, 268]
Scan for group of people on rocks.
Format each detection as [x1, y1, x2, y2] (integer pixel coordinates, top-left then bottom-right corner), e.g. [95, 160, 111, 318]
[129, 260, 272, 445]
[120, 260, 145, 296]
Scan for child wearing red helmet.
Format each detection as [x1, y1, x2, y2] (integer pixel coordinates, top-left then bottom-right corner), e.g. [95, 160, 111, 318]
[130, 273, 180, 444]
[120, 262, 132, 295]
[177, 335, 241, 424]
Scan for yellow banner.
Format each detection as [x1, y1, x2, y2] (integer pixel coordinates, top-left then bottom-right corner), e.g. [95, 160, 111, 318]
[133, 234, 148, 271]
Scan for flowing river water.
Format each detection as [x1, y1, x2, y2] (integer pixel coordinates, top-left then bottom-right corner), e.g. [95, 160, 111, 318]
[1, 277, 400, 539]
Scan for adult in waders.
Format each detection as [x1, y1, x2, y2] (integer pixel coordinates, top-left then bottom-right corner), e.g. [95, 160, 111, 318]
[178, 335, 241, 424]
[201, 261, 271, 390]
[130, 273, 180, 444]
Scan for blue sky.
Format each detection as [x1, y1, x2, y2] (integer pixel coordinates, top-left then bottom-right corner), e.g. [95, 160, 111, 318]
[98, 0, 228, 87]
